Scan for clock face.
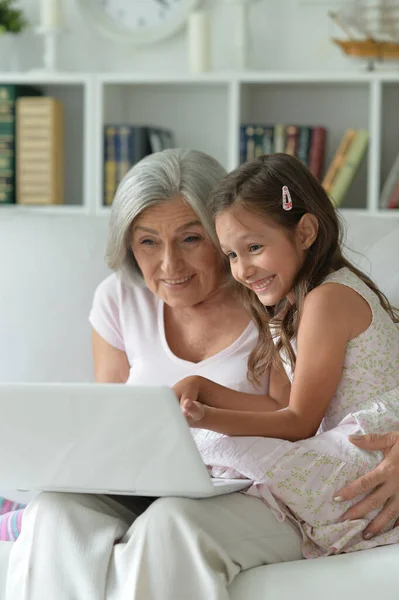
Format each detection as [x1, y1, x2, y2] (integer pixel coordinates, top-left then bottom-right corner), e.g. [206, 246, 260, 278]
[102, 0, 187, 32]
[80, 0, 200, 45]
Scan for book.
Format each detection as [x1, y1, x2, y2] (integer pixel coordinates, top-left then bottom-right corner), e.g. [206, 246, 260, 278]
[244, 125, 255, 162]
[387, 181, 399, 209]
[16, 97, 64, 205]
[328, 129, 369, 207]
[322, 129, 356, 192]
[308, 126, 327, 180]
[297, 126, 312, 167]
[273, 124, 285, 153]
[254, 126, 265, 158]
[0, 85, 41, 204]
[103, 125, 175, 206]
[104, 126, 118, 206]
[380, 151, 399, 209]
[239, 125, 247, 163]
[284, 125, 299, 156]
[262, 126, 274, 154]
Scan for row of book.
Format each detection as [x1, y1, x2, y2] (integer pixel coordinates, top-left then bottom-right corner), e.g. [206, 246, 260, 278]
[240, 124, 327, 180]
[240, 124, 372, 207]
[104, 124, 175, 206]
[322, 129, 369, 208]
[0, 84, 64, 205]
[380, 152, 399, 209]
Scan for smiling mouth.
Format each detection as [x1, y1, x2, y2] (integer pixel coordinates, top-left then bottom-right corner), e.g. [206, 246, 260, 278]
[162, 275, 194, 286]
[250, 275, 275, 292]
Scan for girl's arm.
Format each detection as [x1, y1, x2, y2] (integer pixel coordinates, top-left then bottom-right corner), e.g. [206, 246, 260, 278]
[178, 283, 360, 441]
[174, 362, 291, 414]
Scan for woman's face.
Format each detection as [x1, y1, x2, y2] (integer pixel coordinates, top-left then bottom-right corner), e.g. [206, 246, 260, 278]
[131, 196, 225, 308]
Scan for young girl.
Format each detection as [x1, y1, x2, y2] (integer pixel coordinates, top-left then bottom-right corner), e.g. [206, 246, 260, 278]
[173, 153, 399, 558]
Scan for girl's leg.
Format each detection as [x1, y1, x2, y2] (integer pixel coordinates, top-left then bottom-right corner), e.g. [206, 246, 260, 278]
[6, 491, 302, 600]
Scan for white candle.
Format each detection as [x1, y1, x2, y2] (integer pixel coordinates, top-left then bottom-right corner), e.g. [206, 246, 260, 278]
[225, 0, 251, 70]
[40, 0, 62, 30]
[234, 2, 248, 70]
[187, 10, 211, 73]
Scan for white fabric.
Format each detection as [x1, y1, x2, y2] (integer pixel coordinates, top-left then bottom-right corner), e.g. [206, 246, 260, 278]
[89, 274, 269, 394]
[0, 545, 11, 600]
[6, 492, 302, 600]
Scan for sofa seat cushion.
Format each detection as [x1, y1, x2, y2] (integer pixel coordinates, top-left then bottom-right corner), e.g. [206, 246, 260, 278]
[229, 544, 399, 600]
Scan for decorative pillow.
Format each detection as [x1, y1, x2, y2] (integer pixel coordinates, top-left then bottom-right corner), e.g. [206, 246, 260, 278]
[0, 497, 26, 541]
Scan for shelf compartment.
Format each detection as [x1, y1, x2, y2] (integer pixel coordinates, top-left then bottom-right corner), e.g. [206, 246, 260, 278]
[380, 82, 399, 210]
[0, 78, 88, 209]
[99, 81, 230, 208]
[239, 82, 370, 209]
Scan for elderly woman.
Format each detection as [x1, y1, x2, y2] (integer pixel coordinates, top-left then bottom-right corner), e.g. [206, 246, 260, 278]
[6, 149, 399, 600]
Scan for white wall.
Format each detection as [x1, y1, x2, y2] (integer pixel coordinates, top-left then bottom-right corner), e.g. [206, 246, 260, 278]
[0, 215, 109, 382]
[16, 0, 355, 73]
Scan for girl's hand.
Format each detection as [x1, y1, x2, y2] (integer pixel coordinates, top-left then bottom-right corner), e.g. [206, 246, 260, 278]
[335, 432, 399, 538]
[173, 376, 208, 428]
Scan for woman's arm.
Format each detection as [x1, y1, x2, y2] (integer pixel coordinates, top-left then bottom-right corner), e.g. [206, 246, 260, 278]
[177, 283, 355, 440]
[334, 432, 399, 538]
[92, 329, 130, 383]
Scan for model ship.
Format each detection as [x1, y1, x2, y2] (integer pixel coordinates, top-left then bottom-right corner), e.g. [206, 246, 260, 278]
[329, 1, 399, 67]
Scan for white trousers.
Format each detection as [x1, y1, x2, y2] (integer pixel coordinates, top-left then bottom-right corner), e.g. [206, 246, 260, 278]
[6, 491, 303, 600]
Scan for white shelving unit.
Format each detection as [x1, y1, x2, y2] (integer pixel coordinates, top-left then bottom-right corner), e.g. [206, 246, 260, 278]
[1, 70, 399, 217]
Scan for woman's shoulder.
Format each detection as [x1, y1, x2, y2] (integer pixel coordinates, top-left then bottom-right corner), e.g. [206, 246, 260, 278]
[93, 273, 157, 313]
[89, 274, 159, 351]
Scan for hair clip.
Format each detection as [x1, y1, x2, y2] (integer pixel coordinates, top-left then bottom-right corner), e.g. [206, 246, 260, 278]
[282, 186, 293, 211]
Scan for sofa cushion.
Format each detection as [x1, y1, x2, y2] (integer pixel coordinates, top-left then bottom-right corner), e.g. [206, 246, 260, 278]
[342, 214, 399, 306]
[229, 544, 399, 600]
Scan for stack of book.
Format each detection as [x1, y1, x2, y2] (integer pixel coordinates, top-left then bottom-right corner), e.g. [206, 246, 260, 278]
[380, 152, 399, 209]
[104, 124, 175, 206]
[322, 129, 369, 207]
[0, 84, 42, 205]
[239, 124, 327, 180]
[16, 97, 64, 205]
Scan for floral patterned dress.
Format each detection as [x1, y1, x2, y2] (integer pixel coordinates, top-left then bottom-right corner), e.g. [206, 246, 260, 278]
[196, 268, 399, 557]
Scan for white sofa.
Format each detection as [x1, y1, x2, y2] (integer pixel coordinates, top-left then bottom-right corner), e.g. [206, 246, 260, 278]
[0, 212, 399, 598]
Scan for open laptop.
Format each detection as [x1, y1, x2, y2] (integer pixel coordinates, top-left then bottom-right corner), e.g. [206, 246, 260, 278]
[0, 383, 252, 499]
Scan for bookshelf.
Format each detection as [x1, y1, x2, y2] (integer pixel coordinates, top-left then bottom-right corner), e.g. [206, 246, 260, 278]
[1, 70, 399, 217]
[0, 72, 93, 214]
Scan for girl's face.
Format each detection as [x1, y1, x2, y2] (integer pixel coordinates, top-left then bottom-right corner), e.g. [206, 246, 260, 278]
[215, 205, 315, 306]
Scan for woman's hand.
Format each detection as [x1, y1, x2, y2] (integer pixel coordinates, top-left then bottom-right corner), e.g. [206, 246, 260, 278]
[335, 432, 399, 538]
[173, 376, 208, 428]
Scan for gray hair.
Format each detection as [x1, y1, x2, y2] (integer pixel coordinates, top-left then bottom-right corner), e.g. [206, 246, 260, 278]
[107, 148, 227, 285]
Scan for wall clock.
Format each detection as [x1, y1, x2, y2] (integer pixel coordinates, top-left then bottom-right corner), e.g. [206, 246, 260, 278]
[77, 0, 201, 45]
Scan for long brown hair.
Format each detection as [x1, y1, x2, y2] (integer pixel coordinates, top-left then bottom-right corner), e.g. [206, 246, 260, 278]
[209, 153, 399, 385]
